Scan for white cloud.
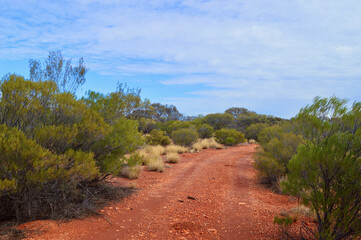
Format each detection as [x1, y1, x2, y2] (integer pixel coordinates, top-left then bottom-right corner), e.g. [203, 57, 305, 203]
[1, 0, 361, 117]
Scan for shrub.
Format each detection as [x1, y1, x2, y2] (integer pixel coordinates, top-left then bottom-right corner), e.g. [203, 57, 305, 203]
[147, 157, 165, 172]
[197, 123, 214, 139]
[244, 123, 269, 141]
[214, 128, 245, 145]
[137, 118, 158, 134]
[202, 113, 235, 130]
[171, 128, 199, 147]
[160, 120, 193, 135]
[254, 131, 300, 186]
[224, 137, 236, 146]
[146, 129, 171, 146]
[0, 124, 99, 221]
[254, 152, 285, 185]
[165, 152, 179, 163]
[283, 96, 361, 239]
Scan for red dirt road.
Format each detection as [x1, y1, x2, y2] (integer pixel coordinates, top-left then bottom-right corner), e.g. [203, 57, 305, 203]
[24, 145, 298, 240]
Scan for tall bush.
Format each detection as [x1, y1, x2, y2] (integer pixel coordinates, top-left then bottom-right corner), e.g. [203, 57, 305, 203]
[283, 97, 361, 239]
[0, 124, 99, 220]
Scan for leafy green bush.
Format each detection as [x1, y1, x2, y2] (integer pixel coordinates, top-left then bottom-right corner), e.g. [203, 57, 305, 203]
[160, 120, 193, 135]
[137, 118, 158, 134]
[171, 128, 199, 147]
[146, 129, 171, 146]
[255, 127, 300, 185]
[214, 128, 245, 145]
[0, 72, 146, 222]
[283, 97, 361, 239]
[244, 123, 269, 141]
[0, 124, 99, 220]
[197, 123, 214, 139]
[224, 137, 236, 146]
[202, 113, 235, 130]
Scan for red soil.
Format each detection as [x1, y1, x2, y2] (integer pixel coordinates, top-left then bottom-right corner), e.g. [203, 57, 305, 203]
[22, 145, 302, 240]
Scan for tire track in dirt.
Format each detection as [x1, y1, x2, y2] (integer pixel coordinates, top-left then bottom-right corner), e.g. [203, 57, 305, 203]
[24, 145, 298, 240]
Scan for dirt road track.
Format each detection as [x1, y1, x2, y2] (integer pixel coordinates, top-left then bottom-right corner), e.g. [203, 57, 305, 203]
[24, 145, 298, 240]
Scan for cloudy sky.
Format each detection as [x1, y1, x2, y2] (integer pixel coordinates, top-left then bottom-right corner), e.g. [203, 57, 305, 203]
[1, 0, 361, 118]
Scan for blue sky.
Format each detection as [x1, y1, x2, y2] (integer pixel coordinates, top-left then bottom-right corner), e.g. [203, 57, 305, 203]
[1, 0, 361, 118]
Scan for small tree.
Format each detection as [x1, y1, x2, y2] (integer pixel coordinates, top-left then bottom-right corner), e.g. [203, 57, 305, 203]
[283, 97, 361, 239]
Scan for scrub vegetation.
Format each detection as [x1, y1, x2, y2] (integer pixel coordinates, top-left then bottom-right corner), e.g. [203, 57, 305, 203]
[1, 51, 359, 239]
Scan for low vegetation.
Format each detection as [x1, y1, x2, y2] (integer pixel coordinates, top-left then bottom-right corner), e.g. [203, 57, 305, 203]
[171, 128, 199, 147]
[147, 156, 165, 172]
[165, 144, 188, 154]
[165, 152, 179, 163]
[3, 51, 358, 240]
[214, 128, 245, 146]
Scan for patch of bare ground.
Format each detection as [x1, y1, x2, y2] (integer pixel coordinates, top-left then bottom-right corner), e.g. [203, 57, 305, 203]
[20, 145, 306, 240]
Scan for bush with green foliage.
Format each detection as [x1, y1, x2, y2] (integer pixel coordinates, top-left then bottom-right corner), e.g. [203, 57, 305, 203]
[0, 61, 145, 221]
[203, 113, 235, 130]
[137, 118, 158, 134]
[197, 123, 214, 139]
[283, 97, 361, 239]
[214, 128, 245, 145]
[255, 124, 300, 185]
[160, 120, 193, 135]
[244, 123, 269, 141]
[171, 128, 199, 147]
[0, 123, 99, 220]
[146, 129, 171, 146]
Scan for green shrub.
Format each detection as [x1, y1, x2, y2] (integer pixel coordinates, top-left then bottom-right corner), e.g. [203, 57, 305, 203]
[146, 129, 171, 146]
[160, 120, 193, 135]
[254, 123, 301, 187]
[137, 118, 158, 134]
[197, 123, 214, 139]
[244, 123, 269, 141]
[202, 113, 235, 130]
[224, 137, 236, 146]
[171, 128, 199, 147]
[92, 117, 145, 174]
[214, 128, 245, 145]
[254, 152, 285, 184]
[283, 96, 361, 239]
[0, 124, 99, 220]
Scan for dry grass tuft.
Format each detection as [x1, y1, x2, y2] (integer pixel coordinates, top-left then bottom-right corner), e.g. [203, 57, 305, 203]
[192, 141, 203, 151]
[166, 144, 188, 154]
[146, 145, 166, 156]
[207, 138, 224, 149]
[288, 205, 316, 219]
[165, 152, 180, 163]
[121, 165, 141, 179]
[147, 156, 165, 172]
[137, 145, 166, 165]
